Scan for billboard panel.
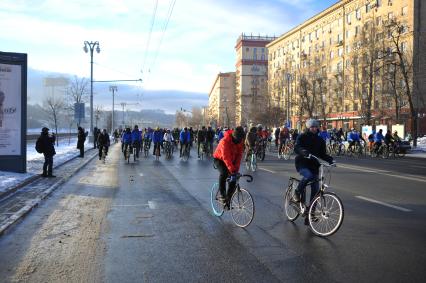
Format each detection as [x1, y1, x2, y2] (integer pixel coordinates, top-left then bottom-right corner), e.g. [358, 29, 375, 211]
[0, 52, 27, 173]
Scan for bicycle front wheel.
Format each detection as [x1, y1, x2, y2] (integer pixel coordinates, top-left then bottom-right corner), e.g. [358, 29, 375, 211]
[210, 183, 224, 217]
[251, 154, 257, 172]
[308, 192, 344, 237]
[230, 188, 254, 227]
[284, 185, 300, 221]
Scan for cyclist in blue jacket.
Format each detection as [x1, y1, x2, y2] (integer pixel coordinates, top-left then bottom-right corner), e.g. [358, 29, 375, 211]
[152, 127, 163, 156]
[180, 127, 191, 157]
[131, 125, 142, 158]
[373, 129, 384, 154]
[347, 128, 360, 152]
[122, 128, 132, 157]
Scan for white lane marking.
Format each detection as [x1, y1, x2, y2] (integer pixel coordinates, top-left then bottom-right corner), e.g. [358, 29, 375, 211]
[356, 196, 412, 212]
[410, 165, 426, 169]
[113, 204, 149, 207]
[148, 201, 157, 209]
[258, 167, 277, 174]
[338, 164, 426, 183]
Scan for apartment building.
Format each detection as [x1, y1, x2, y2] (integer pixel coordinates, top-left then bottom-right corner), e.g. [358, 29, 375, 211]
[267, 0, 425, 135]
[235, 34, 276, 126]
[207, 72, 236, 128]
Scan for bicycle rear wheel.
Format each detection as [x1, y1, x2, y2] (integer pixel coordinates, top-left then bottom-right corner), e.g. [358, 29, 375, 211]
[210, 183, 224, 217]
[284, 182, 300, 221]
[251, 154, 257, 172]
[308, 192, 344, 237]
[283, 147, 291, 160]
[230, 188, 254, 227]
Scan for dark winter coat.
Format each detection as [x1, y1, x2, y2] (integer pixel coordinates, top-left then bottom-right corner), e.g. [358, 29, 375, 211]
[294, 130, 333, 174]
[97, 132, 110, 147]
[39, 132, 56, 157]
[77, 129, 86, 149]
[197, 129, 207, 143]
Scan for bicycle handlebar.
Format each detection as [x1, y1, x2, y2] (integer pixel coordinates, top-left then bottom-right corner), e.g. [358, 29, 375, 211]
[306, 154, 337, 167]
[226, 173, 253, 183]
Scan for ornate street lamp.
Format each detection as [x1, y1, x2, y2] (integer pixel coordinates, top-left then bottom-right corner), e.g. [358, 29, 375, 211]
[83, 41, 100, 142]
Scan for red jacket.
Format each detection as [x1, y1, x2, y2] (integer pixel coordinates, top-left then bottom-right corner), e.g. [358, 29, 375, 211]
[213, 130, 244, 174]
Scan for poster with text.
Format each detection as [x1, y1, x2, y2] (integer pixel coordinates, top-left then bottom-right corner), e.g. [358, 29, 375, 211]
[0, 63, 21, 155]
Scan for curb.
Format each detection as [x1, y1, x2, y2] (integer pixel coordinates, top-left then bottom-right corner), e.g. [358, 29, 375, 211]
[0, 148, 95, 201]
[0, 150, 98, 236]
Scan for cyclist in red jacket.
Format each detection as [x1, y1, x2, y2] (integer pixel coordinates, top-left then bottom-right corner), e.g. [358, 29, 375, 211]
[213, 126, 245, 204]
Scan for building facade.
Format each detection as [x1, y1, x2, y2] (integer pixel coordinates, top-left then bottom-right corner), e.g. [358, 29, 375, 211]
[235, 34, 277, 126]
[207, 72, 236, 128]
[267, 0, 425, 135]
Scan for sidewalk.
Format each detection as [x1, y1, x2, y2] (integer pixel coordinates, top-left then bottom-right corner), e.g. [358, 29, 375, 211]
[0, 140, 93, 199]
[0, 149, 98, 235]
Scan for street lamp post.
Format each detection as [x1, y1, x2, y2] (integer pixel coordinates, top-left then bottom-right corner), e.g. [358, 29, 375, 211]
[286, 73, 292, 127]
[109, 86, 117, 134]
[83, 41, 100, 142]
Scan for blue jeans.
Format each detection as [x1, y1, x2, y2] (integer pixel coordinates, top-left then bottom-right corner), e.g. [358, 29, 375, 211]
[296, 168, 319, 203]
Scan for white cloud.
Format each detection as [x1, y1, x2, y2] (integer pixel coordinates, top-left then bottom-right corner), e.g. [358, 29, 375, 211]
[0, 0, 326, 95]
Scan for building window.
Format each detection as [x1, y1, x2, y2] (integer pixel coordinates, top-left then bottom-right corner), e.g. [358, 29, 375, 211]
[388, 0, 393, 6]
[376, 16, 382, 26]
[402, 6, 408, 16]
[246, 47, 249, 52]
[401, 42, 407, 53]
[355, 26, 360, 36]
[366, 4, 371, 13]
[346, 30, 350, 38]
[346, 45, 351, 54]
[376, 0, 382, 7]
[330, 51, 334, 59]
[337, 62, 342, 72]
[388, 12, 394, 20]
[356, 8, 361, 20]
[347, 13, 352, 24]
[346, 59, 351, 68]
[338, 48, 343, 57]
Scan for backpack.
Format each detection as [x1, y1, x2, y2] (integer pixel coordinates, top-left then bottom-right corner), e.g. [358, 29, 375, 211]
[35, 137, 43, 153]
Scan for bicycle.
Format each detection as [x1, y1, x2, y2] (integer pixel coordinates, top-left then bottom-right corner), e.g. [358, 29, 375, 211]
[133, 143, 138, 162]
[124, 144, 131, 163]
[371, 143, 388, 159]
[181, 144, 190, 161]
[143, 139, 150, 157]
[245, 148, 257, 172]
[101, 146, 107, 164]
[256, 140, 266, 161]
[278, 140, 294, 160]
[284, 154, 344, 237]
[154, 142, 161, 161]
[210, 173, 254, 228]
[347, 142, 363, 158]
[164, 141, 172, 159]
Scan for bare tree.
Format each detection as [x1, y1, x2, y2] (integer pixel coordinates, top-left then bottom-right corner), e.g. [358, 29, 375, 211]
[44, 95, 64, 146]
[351, 18, 387, 125]
[66, 76, 89, 126]
[189, 107, 203, 128]
[385, 19, 418, 145]
[175, 111, 188, 128]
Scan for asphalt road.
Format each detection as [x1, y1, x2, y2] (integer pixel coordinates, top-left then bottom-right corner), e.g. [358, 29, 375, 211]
[0, 143, 425, 282]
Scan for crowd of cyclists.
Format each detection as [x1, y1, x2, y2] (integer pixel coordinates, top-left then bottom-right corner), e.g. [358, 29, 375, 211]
[102, 121, 409, 163]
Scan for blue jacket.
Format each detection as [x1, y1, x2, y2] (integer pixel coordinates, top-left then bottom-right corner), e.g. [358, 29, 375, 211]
[319, 131, 330, 141]
[153, 130, 163, 143]
[348, 131, 360, 142]
[218, 130, 225, 142]
[131, 130, 142, 143]
[374, 131, 384, 143]
[122, 132, 132, 144]
[180, 130, 190, 143]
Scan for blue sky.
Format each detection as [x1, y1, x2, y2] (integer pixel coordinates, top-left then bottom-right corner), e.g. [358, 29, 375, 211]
[0, 0, 337, 112]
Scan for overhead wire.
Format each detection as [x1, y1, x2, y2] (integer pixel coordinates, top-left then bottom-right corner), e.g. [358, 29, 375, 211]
[142, 0, 159, 75]
[149, 0, 177, 72]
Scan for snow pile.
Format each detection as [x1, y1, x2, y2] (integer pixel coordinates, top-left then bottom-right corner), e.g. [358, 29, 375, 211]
[0, 138, 89, 195]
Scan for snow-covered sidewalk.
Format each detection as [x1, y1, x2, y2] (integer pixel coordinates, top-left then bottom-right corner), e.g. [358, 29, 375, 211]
[0, 138, 90, 197]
